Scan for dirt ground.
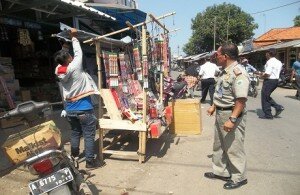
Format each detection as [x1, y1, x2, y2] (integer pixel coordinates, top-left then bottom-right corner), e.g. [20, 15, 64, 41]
[1, 84, 300, 195]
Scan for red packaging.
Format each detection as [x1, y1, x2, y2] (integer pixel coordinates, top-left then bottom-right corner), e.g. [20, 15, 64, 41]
[149, 107, 158, 119]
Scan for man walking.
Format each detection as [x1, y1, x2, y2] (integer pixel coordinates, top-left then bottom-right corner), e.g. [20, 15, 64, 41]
[54, 28, 100, 168]
[199, 55, 220, 105]
[291, 52, 300, 99]
[241, 58, 257, 73]
[205, 43, 249, 190]
[259, 48, 284, 119]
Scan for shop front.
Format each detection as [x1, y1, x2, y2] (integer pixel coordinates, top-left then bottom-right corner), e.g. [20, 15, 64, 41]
[0, 0, 117, 110]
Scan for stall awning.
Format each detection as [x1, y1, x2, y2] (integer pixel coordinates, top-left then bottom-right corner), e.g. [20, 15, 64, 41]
[240, 39, 300, 55]
[86, 3, 147, 29]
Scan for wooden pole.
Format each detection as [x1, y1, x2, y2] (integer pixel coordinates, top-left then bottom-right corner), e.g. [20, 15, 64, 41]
[95, 41, 104, 164]
[84, 12, 175, 44]
[139, 24, 148, 163]
[149, 14, 169, 33]
[126, 21, 142, 37]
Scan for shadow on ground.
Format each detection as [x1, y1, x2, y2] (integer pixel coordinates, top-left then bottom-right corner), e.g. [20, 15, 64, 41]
[95, 130, 175, 163]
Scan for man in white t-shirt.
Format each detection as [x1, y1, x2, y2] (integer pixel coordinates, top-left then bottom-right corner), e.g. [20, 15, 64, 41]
[259, 48, 284, 119]
[199, 55, 220, 105]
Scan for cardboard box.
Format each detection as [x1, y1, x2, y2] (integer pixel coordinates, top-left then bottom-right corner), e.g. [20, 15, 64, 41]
[0, 57, 12, 66]
[0, 65, 14, 74]
[2, 120, 61, 164]
[0, 112, 24, 129]
[0, 73, 15, 83]
[169, 99, 202, 135]
[20, 90, 31, 101]
[0, 80, 19, 93]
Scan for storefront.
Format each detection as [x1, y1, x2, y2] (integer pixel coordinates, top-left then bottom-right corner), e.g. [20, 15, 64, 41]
[0, 0, 135, 110]
[240, 39, 300, 71]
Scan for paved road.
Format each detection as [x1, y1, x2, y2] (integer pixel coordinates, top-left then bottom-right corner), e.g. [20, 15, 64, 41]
[0, 83, 299, 195]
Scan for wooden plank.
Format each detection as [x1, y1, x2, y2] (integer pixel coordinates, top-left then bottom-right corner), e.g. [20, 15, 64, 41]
[103, 150, 138, 157]
[84, 12, 176, 43]
[99, 119, 147, 131]
[96, 42, 104, 164]
[100, 89, 122, 120]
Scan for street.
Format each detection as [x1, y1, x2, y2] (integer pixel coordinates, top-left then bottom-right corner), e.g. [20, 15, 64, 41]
[0, 84, 300, 195]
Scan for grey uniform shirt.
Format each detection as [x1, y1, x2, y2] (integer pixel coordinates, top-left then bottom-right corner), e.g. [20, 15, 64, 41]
[213, 62, 250, 108]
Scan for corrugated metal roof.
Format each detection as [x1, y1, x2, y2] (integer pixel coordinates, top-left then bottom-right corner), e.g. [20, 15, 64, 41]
[59, 0, 116, 20]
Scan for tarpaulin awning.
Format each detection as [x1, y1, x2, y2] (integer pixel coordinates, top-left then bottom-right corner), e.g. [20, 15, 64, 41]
[86, 3, 147, 29]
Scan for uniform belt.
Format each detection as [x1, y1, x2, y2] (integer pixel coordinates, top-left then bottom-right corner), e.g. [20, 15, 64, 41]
[216, 106, 234, 111]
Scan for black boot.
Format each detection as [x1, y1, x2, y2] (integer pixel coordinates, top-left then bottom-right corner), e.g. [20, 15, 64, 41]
[71, 147, 79, 158]
[86, 159, 99, 169]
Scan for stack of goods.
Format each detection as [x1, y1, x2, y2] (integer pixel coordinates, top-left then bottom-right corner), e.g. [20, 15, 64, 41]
[0, 25, 9, 41]
[142, 56, 148, 88]
[119, 53, 129, 93]
[15, 28, 35, 59]
[17, 28, 32, 46]
[0, 57, 23, 129]
[162, 36, 169, 69]
[102, 52, 110, 87]
[108, 53, 119, 87]
[0, 57, 20, 109]
[155, 40, 163, 62]
[133, 47, 142, 81]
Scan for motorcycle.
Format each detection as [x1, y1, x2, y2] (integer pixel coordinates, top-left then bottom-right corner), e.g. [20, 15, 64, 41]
[0, 101, 91, 195]
[278, 68, 295, 88]
[248, 72, 258, 98]
[163, 75, 188, 105]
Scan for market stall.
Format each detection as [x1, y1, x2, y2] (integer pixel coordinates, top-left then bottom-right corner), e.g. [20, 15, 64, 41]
[83, 12, 176, 163]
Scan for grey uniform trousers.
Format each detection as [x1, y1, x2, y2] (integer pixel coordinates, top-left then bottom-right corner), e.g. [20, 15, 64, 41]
[212, 109, 247, 183]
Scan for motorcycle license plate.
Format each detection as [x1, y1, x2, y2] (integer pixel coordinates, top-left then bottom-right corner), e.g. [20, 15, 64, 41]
[28, 168, 73, 195]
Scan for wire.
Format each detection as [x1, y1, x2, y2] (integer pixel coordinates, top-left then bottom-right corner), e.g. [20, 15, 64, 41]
[251, 0, 300, 15]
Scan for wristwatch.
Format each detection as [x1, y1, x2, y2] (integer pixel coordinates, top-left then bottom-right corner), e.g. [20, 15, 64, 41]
[229, 116, 237, 123]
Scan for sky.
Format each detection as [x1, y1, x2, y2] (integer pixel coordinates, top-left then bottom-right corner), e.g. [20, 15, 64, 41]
[139, 0, 300, 56]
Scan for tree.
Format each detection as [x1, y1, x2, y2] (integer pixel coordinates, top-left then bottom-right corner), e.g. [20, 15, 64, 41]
[294, 15, 300, 27]
[183, 3, 258, 55]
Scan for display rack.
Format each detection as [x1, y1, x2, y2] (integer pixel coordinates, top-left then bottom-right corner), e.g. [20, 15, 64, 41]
[84, 12, 175, 163]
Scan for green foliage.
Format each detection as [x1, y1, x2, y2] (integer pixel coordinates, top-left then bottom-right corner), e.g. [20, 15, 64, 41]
[183, 3, 258, 55]
[294, 15, 300, 27]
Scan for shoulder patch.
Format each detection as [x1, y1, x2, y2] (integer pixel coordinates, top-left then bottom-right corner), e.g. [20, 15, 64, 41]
[233, 67, 242, 76]
[236, 80, 243, 86]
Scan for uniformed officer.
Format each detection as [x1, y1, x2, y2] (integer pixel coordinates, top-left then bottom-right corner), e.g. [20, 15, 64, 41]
[204, 43, 249, 190]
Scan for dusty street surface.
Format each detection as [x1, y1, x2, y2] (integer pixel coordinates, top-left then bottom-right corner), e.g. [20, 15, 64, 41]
[1, 82, 300, 195]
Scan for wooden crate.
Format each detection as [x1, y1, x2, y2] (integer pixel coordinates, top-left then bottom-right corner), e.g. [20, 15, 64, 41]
[168, 99, 202, 135]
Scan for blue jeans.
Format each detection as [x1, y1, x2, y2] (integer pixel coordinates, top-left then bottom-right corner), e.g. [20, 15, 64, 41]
[67, 110, 97, 161]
